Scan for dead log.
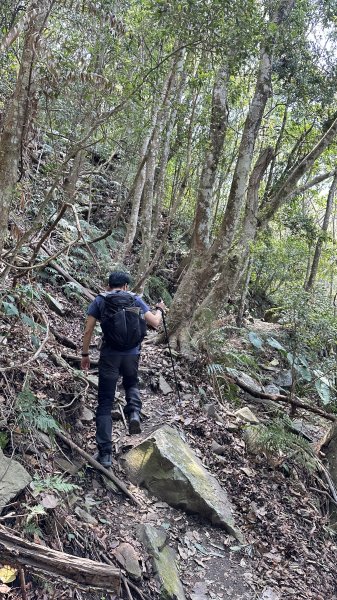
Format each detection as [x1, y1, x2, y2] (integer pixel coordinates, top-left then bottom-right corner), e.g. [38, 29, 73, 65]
[42, 245, 95, 302]
[227, 374, 337, 423]
[0, 525, 120, 591]
[51, 328, 77, 350]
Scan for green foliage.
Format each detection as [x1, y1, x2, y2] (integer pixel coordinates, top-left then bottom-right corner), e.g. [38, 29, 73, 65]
[253, 416, 317, 473]
[16, 387, 59, 434]
[0, 431, 9, 449]
[23, 503, 47, 524]
[144, 276, 172, 306]
[31, 475, 79, 495]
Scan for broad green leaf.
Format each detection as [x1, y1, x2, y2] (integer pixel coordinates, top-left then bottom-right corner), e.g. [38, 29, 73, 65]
[2, 301, 19, 316]
[315, 378, 330, 405]
[295, 364, 312, 382]
[266, 337, 285, 351]
[248, 331, 263, 349]
[21, 313, 35, 328]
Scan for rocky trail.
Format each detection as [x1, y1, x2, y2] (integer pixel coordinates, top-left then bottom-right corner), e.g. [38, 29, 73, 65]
[0, 286, 337, 600]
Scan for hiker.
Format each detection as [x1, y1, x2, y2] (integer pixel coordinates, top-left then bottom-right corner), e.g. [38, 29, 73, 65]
[81, 271, 166, 468]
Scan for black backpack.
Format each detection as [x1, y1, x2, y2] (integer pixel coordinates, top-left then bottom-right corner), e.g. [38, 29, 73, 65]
[99, 291, 147, 350]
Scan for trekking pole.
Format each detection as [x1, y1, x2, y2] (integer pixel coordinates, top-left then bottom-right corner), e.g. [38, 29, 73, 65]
[160, 307, 181, 405]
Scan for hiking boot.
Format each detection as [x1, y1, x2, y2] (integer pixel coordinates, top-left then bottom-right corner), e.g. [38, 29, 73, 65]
[128, 411, 141, 435]
[97, 452, 112, 468]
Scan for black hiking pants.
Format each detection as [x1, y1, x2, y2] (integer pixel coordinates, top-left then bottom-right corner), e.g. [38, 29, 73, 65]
[96, 347, 141, 453]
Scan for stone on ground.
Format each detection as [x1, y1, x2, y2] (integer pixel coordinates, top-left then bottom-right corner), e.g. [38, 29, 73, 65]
[123, 425, 242, 540]
[80, 406, 94, 422]
[113, 542, 142, 581]
[138, 524, 185, 600]
[43, 291, 65, 316]
[74, 506, 98, 526]
[0, 449, 32, 513]
[159, 375, 173, 395]
[234, 407, 259, 424]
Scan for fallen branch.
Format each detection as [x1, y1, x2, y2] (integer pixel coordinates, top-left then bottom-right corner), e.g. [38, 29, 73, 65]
[51, 327, 77, 350]
[42, 245, 95, 301]
[55, 429, 142, 507]
[227, 374, 337, 423]
[0, 525, 120, 591]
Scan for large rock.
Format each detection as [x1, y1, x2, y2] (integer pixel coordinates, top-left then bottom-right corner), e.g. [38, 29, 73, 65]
[0, 449, 32, 513]
[138, 524, 185, 600]
[123, 425, 241, 540]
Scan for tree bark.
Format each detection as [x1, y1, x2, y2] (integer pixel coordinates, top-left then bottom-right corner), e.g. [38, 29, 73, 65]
[191, 66, 229, 253]
[136, 53, 181, 282]
[0, 1, 54, 257]
[305, 171, 337, 290]
[0, 526, 120, 591]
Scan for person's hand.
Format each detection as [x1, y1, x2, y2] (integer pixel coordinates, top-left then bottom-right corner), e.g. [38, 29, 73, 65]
[155, 300, 167, 313]
[81, 356, 90, 371]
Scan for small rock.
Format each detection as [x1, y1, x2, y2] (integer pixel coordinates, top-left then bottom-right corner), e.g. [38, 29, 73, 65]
[226, 423, 239, 432]
[113, 542, 142, 581]
[54, 456, 84, 475]
[275, 370, 292, 388]
[259, 587, 281, 600]
[159, 375, 173, 395]
[211, 440, 226, 455]
[0, 449, 31, 513]
[234, 407, 259, 424]
[36, 431, 53, 449]
[203, 403, 217, 418]
[80, 406, 94, 422]
[74, 506, 98, 526]
[243, 426, 263, 455]
[43, 292, 65, 317]
[263, 384, 281, 395]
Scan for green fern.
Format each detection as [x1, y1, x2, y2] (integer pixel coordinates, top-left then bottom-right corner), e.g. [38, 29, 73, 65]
[16, 387, 59, 433]
[252, 416, 316, 472]
[32, 475, 79, 494]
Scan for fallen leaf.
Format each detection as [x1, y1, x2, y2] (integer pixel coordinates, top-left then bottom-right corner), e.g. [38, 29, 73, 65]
[41, 494, 59, 509]
[0, 584, 11, 594]
[0, 565, 17, 584]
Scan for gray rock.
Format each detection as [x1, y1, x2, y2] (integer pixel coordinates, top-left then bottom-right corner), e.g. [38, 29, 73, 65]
[113, 542, 142, 581]
[0, 449, 32, 513]
[123, 425, 242, 540]
[80, 406, 94, 422]
[43, 291, 65, 316]
[234, 407, 259, 424]
[210, 440, 226, 455]
[159, 375, 173, 396]
[275, 370, 292, 388]
[74, 506, 98, 526]
[203, 403, 217, 418]
[263, 384, 281, 395]
[226, 368, 262, 394]
[138, 524, 185, 600]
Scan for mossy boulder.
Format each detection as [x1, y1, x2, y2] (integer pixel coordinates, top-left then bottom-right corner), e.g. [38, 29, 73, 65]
[138, 524, 185, 600]
[123, 425, 242, 540]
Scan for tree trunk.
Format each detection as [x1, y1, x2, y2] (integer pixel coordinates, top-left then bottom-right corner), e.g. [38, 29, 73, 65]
[168, 43, 274, 344]
[191, 66, 229, 253]
[305, 171, 337, 290]
[136, 54, 181, 282]
[0, 1, 54, 257]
